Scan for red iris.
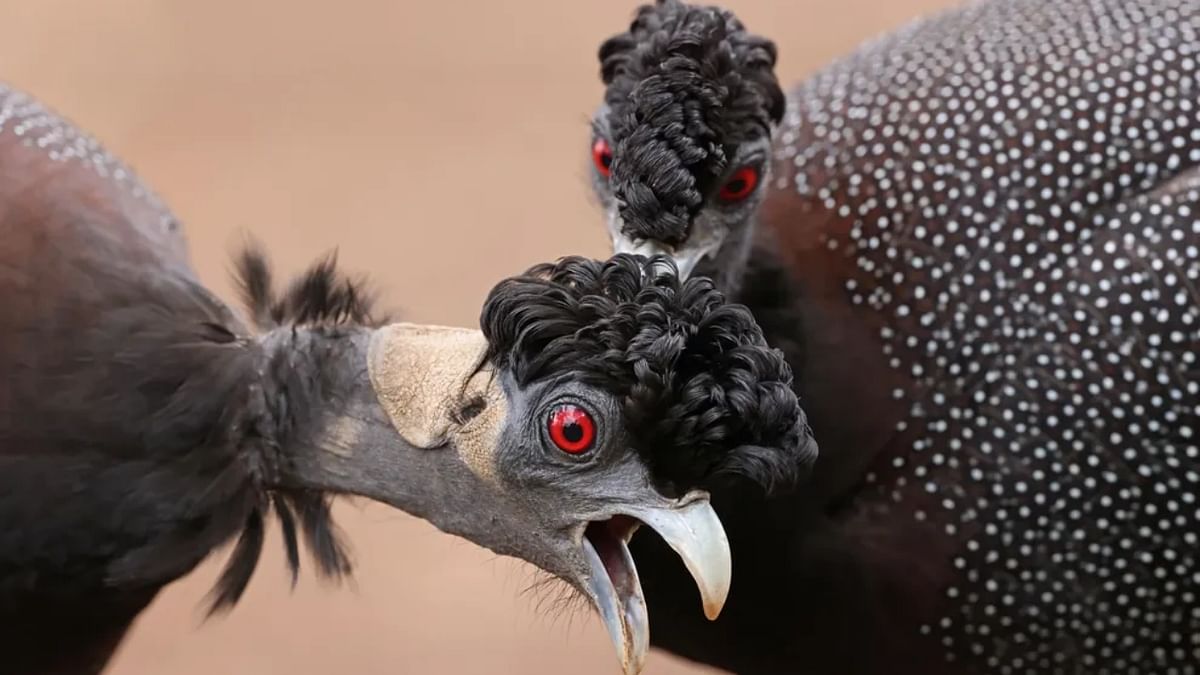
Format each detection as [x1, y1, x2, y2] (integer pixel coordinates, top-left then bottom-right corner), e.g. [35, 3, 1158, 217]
[592, 138, 613, 177]
[718, 166, 760, 202]
[548, 404, 596, 455]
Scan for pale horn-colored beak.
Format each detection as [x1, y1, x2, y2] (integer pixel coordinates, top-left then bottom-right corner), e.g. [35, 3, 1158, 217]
[609, 219, 725, 282]
[582, 493, 732, 675]
[611, 233, 674, 264]
[631, 497, 732, 620]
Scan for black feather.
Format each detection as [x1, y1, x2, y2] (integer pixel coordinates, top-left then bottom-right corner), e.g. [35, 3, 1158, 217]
[234, 247, 387, 330]
[285, 491, 353, 579]
[272, 494, 301, 587]
[735, 243, 808, 388]
[205, 507, 267, 615]
[233, 240, 278, 331]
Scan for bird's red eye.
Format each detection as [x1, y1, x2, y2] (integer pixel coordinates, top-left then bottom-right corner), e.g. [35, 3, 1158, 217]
[718, 166, 760, 202]
[547, 404, 596, 455]
[592, 138, 613, 177]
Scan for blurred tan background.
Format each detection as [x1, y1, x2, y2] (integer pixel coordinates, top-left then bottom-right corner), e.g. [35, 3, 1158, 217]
[2, 1, 956, 673]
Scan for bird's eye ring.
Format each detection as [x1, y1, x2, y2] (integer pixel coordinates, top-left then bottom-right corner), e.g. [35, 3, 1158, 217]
[547, 403, 596, 455]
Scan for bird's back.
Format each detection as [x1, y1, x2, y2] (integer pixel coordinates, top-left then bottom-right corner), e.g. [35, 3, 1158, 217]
[747, 0, 1200, 671]
[0, 83, 259, 674]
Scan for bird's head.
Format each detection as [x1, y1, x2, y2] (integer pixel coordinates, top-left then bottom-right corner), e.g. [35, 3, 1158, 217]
[588, 0, 784, 291]
[467, 254, 814, 671]
[262, 253, 814, 674]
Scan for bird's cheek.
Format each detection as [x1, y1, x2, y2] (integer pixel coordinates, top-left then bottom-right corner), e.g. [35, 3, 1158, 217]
[367, 322, 504, 485]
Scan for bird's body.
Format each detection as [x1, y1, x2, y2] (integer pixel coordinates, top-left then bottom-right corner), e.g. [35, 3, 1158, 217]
[0, 84, 266, 674]
[591, 1, 1200, 672]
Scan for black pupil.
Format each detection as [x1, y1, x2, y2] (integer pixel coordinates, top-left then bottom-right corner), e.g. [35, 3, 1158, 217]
[562, 421, 584, 443]
[600, 152, 612, 167]
[726, 179, 746, 193]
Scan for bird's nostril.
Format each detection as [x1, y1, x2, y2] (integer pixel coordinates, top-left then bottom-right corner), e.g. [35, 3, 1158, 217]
[455, 396, 486, 423]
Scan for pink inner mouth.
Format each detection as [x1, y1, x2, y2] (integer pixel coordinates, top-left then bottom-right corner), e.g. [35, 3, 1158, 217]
[584, 515, 641, 592]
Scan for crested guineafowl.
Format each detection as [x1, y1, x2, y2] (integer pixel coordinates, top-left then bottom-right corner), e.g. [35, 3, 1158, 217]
[585, 1, 1200, 673]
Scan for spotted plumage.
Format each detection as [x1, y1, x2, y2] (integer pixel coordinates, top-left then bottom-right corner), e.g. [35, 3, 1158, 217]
[590, 0, 1200, 672]
[0, 84, 181, 250]
[777, 1, 1200, 671]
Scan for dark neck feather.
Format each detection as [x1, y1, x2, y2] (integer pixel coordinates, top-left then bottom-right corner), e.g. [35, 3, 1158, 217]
[728, 238, 808, 384]
[729, 234, 905, 509]
[204, 246, 386, 614]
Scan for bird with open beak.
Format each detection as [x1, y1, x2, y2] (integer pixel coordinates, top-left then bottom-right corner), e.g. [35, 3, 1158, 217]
[0, 82, 814, 675]
[253, 251, 816, 674]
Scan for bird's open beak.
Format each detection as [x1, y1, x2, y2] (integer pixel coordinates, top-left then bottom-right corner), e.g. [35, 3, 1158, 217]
[577, 493, 731, 675]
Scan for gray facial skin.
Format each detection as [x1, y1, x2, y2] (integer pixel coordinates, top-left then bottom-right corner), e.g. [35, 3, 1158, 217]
[589, 103, 774, 295]
[278, 323, 729, 675]
[491, 373, 730, 666]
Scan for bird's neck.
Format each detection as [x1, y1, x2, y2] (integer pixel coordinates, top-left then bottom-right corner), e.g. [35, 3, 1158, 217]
[253, 325, 368, 477]
[695, 217, 758, 300]
[729, 206, 909, 509]
[258, 324, 491, 529]
[257, 326, 402, 495]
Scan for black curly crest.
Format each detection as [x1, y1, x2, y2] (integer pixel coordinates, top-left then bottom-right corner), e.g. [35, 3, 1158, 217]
[481, 254, 815, 493]
[598, 0, 784, 244]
